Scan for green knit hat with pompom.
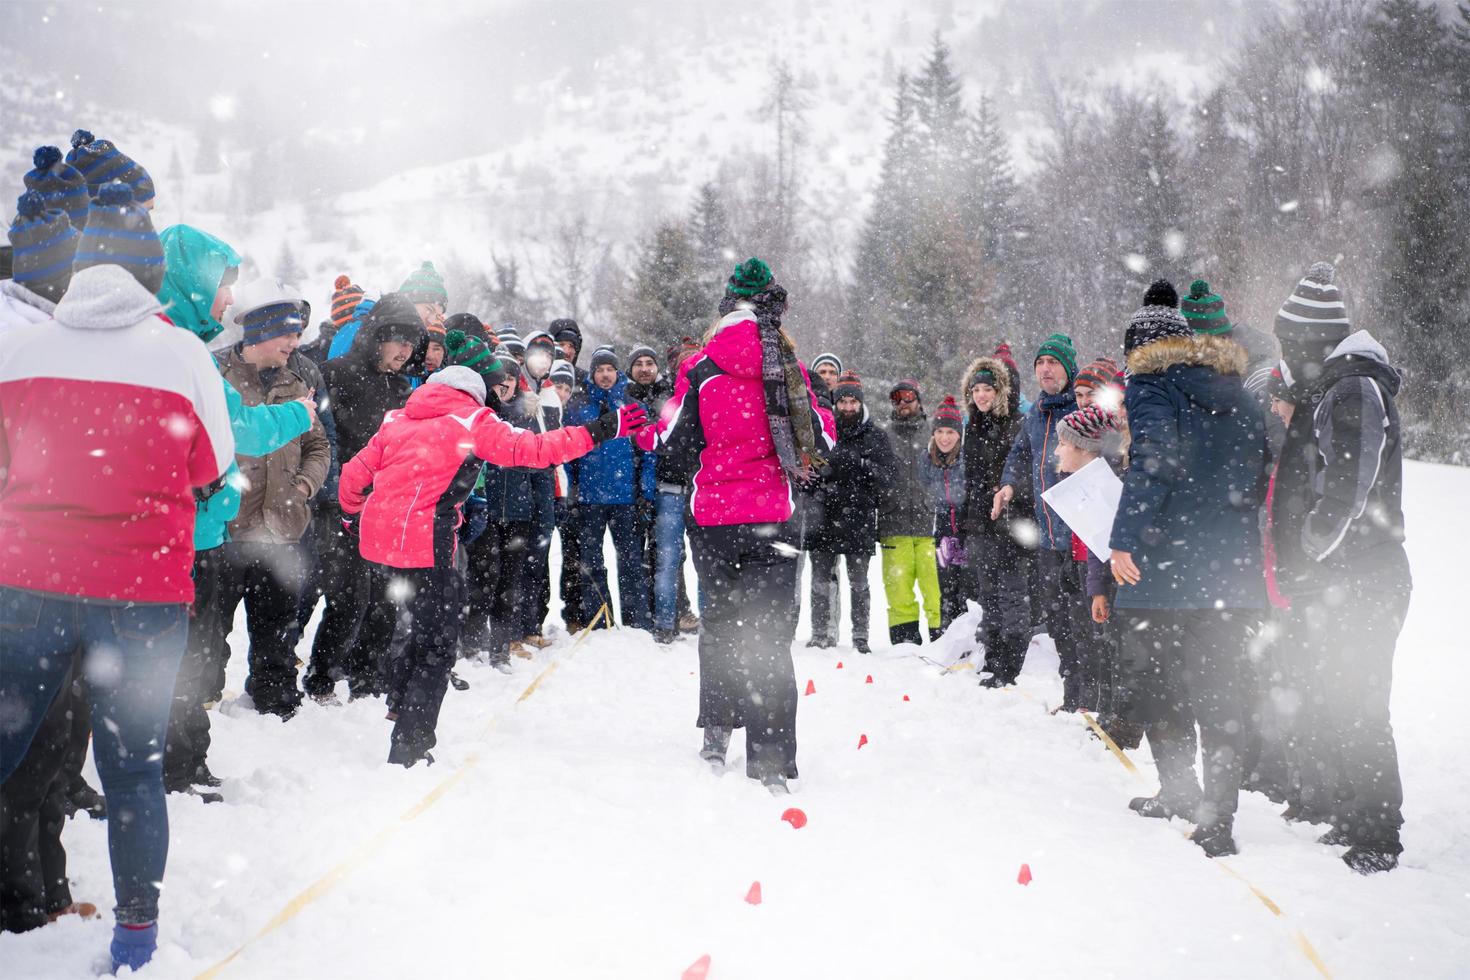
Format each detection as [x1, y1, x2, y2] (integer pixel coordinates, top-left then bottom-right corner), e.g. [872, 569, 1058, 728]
[1181, 279, 1232, 335]
[725, 257, 774, 297]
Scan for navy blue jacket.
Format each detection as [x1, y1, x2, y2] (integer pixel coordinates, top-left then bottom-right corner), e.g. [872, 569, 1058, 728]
[564, 374, 654, 505]
[1110, 334, 1269, 611]
[1001, 387, 1077, 551]
[480, 388, 542, 523]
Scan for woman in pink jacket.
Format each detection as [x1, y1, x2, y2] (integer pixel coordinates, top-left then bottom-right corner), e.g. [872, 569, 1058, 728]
[637, 258, 835, 792]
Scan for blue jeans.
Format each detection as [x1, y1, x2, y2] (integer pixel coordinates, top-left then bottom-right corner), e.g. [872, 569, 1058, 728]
[0, 587, 187, 924]
[576, 503, 651, 630]
[653, 492, 690, 632]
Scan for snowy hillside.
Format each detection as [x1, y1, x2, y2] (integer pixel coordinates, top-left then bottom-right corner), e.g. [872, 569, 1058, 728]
[1, 460, 1462, 979]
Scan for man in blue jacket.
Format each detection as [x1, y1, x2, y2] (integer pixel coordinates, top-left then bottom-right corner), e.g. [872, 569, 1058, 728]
[1109, 287, 1270, 859]
[992, 332, 1080, 704]
[564, 346, 652, 630]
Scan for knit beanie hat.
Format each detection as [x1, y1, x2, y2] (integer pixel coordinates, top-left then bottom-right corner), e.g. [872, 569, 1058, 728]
[1142, 279, 1179, 309]
[361, 292, 425, 347]
[992, 341, 1018, 374]
[832, 371, 864, 403]
[1034, 333, 1078, 382]
[445, 328, 495, 370]
[426, 365, 487, 406]
[525, 330, 556, 353]
[72, 182, 164, 294]
[549, 359, 576, 387]
[1057, 404, 1123, 453]
[1074, 356, 1122, 392]
[932, 395, 964, 433]
[1274, 262, 1350, 352]
[968, 363, 1000, 391]
[720, 256, 787, 327]
[495, 327, 525, 357]
[589, 344, 619, 372]
[24, 146, 90, 228]
[399, 261, 447, 307]
[8, 190, 79, 301]
[628, 344, 658, 368]
[331, 275, 365, 327]
[890, 378, 922, 402]
[1123, 303, 1191, 356]
[811, 352, 843, 375]
[232, 279, 310, 346]
[1181, 279, 1232, 335]
[550, 317, 583, 355]
[65, 130, 154, 205]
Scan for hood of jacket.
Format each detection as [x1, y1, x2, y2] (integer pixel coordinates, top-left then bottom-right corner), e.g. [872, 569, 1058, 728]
[402, 381, 484, 421]
[53, 264, 166, 330]
[1128, 332, 1252, 415]
[1308, 329, 1402, 399]
[959, 356, 1013, 421]
[1, 279, 58, 319]
[156, 225, 241, 342]
[703, 311, 763, 380]
[585, 373, 630, 406]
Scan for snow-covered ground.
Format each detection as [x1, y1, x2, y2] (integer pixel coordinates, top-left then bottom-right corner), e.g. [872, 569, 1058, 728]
[3, 460, 1466, 979]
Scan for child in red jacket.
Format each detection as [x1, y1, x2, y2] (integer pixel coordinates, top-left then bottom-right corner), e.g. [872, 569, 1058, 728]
[339, 364, 646, 766]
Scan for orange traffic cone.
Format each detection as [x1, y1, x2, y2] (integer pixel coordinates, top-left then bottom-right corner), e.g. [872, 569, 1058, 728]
[781, 807, 807, 829]
[682, 954, 712, 980]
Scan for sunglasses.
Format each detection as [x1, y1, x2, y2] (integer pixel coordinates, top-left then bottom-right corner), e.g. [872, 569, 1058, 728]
[891, 392, 918, 404]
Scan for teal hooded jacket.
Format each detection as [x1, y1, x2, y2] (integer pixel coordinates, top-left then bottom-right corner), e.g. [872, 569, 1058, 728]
[156, 225, 311, 550]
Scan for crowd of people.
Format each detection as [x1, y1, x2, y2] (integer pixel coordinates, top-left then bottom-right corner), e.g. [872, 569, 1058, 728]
[0, 131, 1413, 972]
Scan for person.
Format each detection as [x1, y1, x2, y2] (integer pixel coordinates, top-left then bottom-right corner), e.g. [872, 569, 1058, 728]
[626, 342, 692, 639]
[0, 188, 234, 972]
[993, 332, 1082, 706]
[202, 279, 329, 719]
[547, 357, 588, 630]
[639, 257, 834, 792]
[158, 226, 316, 796]
[564, 346, 654, 630]
[879, 379, 942, 645]
[305, 293, 423, 700]
[805, 372, 892, 653]
[1073, 356, 1121, 411]
[550, 317, 588, 385]
[1269, 262, 1412, 874]
[919, 396, 967, 630]
[3, 190, 77, 323]
[1052, 404, 1139, 748]
[338, 365, 646, 766]
[516, 330, 565, 648]
[299, 274, 364, 365]
[1109, 285, 1269, 858]
[400, 260, 447, 329]
[958, 356, 1028, 686]
[810, 352, 842, 392]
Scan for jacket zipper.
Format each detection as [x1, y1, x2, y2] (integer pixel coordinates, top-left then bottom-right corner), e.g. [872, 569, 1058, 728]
[399, 482, 423, 554]
[1040, 410, 1056, 543]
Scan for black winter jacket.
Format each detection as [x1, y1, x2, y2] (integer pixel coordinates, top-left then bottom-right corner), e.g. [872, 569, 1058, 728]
[812, 408, 894, 554]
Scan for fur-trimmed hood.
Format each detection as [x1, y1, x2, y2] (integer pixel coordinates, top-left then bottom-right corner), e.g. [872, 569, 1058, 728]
[959, 356, 1012, 419]
[1125, 333, 1248, 379]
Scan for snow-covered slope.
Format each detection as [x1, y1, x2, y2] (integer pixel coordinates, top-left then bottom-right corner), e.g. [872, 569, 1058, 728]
[1, 460, 1462, 979]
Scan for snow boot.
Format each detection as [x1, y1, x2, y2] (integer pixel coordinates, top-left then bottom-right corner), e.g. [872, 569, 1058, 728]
[678, 613, 701, 633]
[1342, 846, 1399, 875]
[1101, 717, 1145, 751]
[1317, 826, 1353, 847]
[509, 640, 534, 660]
[522, 634, 554, 650]
[387, 742, 435, 769]
[654, 628, 679, 645]
[854, 637, 871, 654]
[192, 763, 223, 789]
[1281, 801, 1333, 825]
[805, 635, 833, 649]
[1190, 821, 1238, 858]
[888, 622, 923, 647]
[111, 922, 157, 974]
[928, 626, 943, 644]
[760, 771, 790, 796]
[449, 671, 469, 691]
[700, 726, 731, 767]
[1130, 794, 1198, 820]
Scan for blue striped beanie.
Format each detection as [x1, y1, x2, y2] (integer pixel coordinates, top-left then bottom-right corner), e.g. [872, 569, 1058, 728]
[65, 130, 156, 205]
[73, 182, 164, 294]
[9, 190, 80, 300]
[24, 146, 90, 228]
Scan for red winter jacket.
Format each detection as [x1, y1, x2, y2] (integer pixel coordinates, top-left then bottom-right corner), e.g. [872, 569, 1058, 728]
[339, 383, 594, 569]
[635, 311, 835, 527]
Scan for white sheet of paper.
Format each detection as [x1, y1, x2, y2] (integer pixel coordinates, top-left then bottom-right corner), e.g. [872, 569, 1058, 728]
[1041, 457, 1124, 561]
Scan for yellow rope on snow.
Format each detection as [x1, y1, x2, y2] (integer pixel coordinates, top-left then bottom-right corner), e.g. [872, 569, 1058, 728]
[194, 604, 610, 979]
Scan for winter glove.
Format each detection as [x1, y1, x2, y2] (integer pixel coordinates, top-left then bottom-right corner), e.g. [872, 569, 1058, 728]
[583, 402, 649, 445]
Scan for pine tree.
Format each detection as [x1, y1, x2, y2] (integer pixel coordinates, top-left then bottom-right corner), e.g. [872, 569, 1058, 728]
[689, 182, 733, 297]
[275, 242, 306, 285]
[615, 223, 709, 352]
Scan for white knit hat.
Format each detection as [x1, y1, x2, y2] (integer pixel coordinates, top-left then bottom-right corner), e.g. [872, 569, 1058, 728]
[426, 365, 487, 405]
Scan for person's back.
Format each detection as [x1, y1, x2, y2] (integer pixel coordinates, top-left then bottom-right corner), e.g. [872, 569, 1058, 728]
[0, 265, 234, 602]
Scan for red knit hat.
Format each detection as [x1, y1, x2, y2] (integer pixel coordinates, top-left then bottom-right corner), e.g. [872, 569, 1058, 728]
[932, 395, 963, 433]
[992, 341, 1018, 373]
[330, 274, 364, 327]
[1057, 404, 1122, 453]
[833, 370, 864, 403]
[1075, 356, 1122, 392]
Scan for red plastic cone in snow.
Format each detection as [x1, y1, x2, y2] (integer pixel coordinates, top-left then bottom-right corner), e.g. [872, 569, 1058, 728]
[804, 679, 816, 695]
[857, 733, 868, 749]
[864, 674, 874, 684]
[836, 661, 844, 669]
[902, 694, 910, 702]
[681, 954, 712, 980]
[780, 807, 808, 829]
[1017, 863, 1033, 886]
[744, 881, 762, 905]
